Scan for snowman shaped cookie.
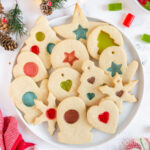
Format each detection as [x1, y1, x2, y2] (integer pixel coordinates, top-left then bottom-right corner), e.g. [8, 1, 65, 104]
[78, 60, 112, 106]
[99, 46, 138, 83]
[13, 52, 48, 82]
[48, 67, 80, 101]
[51, 39, 89, 72]
[9, 76, 48, 124]
[57, 96, 93, 144]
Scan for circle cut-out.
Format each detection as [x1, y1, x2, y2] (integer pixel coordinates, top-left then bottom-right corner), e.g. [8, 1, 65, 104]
[46, 108, 56, 120]
[30, 45, 40, 55]
[36, 32, 45, 42]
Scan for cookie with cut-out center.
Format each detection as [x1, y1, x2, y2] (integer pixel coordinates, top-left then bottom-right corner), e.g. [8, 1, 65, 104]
[57, 96, 92, 144]
[48, 67, 80, 101]
[53, 3, 107, 44]
[87, 25, 123, 59]
[13, 52, 48, 82]
[78, 60, 112, 106]
[99, 46, 138, 83]
[9, 76, 48, 124]
[51, 39, 89, 72]
[21, 16, 60, 69]
[87, 100, 119, 134]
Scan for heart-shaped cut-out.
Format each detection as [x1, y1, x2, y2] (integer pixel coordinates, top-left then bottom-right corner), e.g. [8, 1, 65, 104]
[60, 80, 72, 92]
[87, 76, 95, 84]
[87, 100, 119, 134]
[87, 93, 95, 100]
[116, 90, 124, 97]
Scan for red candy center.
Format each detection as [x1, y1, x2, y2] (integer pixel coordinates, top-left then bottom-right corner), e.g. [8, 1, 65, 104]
[30, 45, 40, 55]
[46, 108, 56, 120]
[98, 112, 109, 124]
[23, 62, 38, 77]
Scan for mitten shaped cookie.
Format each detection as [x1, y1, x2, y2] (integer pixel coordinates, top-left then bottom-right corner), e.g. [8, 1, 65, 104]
[57, 96, 93, 144]
[34, 93, 57, 135]
[9, 76, 48, 124]
[13, 52, 48, 82]
[99, 46, 138, 83]
[87, 100, 119, 134]
[78, 60, 112, 106]
[51, 39, 89, 72]
[48, 67, 80, 101]
[21, 16, 60, 69]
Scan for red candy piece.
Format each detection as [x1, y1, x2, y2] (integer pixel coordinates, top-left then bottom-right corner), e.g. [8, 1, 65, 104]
[23, 62, 38, 77]
[2, 18, 7, 23]
[46, 108, 56, 120]
[98, 112, 109, 124]
[30, 45, 40, 55]
[123, 13, 135, 28]
[138, 0, 148, 5]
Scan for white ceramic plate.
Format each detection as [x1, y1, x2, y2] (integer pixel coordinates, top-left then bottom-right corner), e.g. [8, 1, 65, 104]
[14, 16, 144, 149]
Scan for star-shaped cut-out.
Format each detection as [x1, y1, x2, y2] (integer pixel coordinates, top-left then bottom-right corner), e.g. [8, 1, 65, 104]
[99, 73, 138, 112]
[34, 93, 57, 135]
[73, 25, 88, 40]
[107, 62, 122, 77]
[63, 51, 79, 66]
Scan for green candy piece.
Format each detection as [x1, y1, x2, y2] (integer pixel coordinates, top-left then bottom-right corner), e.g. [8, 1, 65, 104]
[36, 32, 45, 41]
[73, 24, 88, 40]
[47, 43, 55, 54]
[107, 62, 122, 77]
[97, 31, 118, 54]
[87, 93, 95, 100]
[108, 3, 122, 11]
[141, 34, 150, 43]
[22, 92, 37, 107]
[60, 80, 72, 92]
[145, 2, 150, 11]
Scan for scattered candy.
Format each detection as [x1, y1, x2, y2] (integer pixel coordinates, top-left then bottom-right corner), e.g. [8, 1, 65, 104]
[47, 1, 52, 7]
[145, 1, 150, 10]
[2, 18, 7, 23]
[138, 0, 148, 5]
[141, 34, 150, 43]
[108, 3, 122, 11]
[123, 13, 135, 27]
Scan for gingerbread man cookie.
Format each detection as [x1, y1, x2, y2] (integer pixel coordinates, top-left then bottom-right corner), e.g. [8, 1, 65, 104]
[51, 39, 89, 72]
[57, 96, 92, 144]
[34, 93, 57, 135]
[87, 100, 119, 134]
[78, 60, 112, 106]
[9, 76, 49, 124]
[48, 67, 80, 101]
[99, 46, 138, 83]
[99, 73, 138, 112]
[53, 3, 107, 44]
[87, 25, 123, 59]
[13, 52, 48, 82]
[21, 16, 60, 69]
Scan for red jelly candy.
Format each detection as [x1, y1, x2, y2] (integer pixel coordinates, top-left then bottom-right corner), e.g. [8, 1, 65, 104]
[46, 108, 56, 120]
[138, 0, 148, 5]
[123, 13, 135, 28]
[98, 112, 109, 124]
[30, 45, 40, 55]
[23, 62, 38, 77]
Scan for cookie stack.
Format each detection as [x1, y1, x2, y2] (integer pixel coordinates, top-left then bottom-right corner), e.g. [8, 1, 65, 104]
[9, 3, 138, 144]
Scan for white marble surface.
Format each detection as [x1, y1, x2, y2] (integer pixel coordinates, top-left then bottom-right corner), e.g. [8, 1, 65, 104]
[0, 0, 150, 149]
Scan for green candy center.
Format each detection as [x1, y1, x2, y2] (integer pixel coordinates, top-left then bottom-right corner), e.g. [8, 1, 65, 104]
[60, 80, 72, 92]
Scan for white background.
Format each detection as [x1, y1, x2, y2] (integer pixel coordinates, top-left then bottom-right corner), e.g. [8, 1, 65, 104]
[0, 0, 150, 149]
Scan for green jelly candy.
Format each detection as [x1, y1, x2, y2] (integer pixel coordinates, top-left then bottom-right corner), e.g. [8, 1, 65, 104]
[47, 43, 55, 54]
[87, 93, 95, 100]
[36, 32, 45, 41]
[22, 92, 37, 107]
[60, 80, 72, 92]
[108, 3, 122, 11]
[141, 34, 150, 43]
[145, 2, 150, 11]
[97, 31, 118, 54]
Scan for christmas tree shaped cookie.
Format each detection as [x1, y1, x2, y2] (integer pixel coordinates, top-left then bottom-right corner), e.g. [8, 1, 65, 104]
[13, 52, 48, 82]
[99, 46, 138, 83]
[87, 25, 123, 59]
[21, 16, 60, 69]
[34, 93, 57, 135]
[9, 76, 49, 124]
[78, 60, 112, 106]
[53, 3, 107, 44]
[57, 96, 93, 144]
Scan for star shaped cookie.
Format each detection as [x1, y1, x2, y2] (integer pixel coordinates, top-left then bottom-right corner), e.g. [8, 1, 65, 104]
[99, 73, 138, 112]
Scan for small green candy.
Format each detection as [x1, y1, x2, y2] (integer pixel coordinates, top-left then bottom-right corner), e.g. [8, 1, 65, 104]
[145, 2, 150, 11]
[36, 32, 45, 42]
[141, 34, 150, 43]
[47, 43, 55, 54]
[108, 3, 122, 11]
[60, 80, 72, 92]
[87, 93, 95, 100]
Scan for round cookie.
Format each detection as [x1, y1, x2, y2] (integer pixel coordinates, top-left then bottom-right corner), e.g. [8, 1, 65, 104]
[48, 67, 80, 101]
[51, 39, 89, 72]
[87, 25, 123, 59]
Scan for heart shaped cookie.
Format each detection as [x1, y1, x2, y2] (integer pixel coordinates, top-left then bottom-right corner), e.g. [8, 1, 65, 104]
[87, 100, 119, 134]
